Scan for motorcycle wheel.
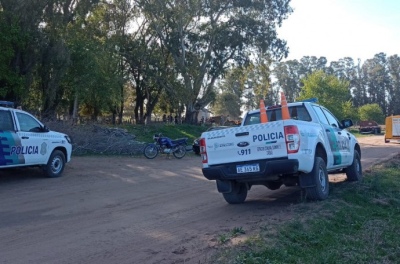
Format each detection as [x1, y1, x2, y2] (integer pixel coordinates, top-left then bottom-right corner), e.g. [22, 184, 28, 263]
[143, 144, 159, 159]
[173, 145, 186, 159]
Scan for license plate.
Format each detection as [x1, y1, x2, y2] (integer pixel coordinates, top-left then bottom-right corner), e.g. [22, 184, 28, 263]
[236, 164, 260, 173]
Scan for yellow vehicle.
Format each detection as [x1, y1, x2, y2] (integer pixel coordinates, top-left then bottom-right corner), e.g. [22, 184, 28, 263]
[384, 115, 400, 143]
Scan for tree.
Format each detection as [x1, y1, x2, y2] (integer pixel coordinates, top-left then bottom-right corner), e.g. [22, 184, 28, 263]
[297, 70, 351, 120]
[387, 55, 400, 115]
[358, 103, 384, 124]
[138, 0, 292, 123]
[361, 53, 390, 116]
[273, 59, 303, 102]
[211, 92, 241, 120]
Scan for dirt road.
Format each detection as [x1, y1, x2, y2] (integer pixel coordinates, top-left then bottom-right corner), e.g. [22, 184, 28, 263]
[0, 135, 398, 264]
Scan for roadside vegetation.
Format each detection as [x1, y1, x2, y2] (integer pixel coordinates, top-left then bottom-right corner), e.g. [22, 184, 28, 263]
[210, 155, 400, 264]
[121, 123, 211, 143]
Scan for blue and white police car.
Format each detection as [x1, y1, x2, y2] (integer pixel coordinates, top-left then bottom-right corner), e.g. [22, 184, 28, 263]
[0, 101, 72, 177]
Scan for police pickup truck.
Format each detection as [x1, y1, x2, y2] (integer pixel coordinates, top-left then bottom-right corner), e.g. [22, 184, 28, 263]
[0, 101, 72, 177]
[199, 94, 362, 204]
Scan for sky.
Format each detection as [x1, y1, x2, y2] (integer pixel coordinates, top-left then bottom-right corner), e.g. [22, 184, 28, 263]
[278, 0, 400, 63]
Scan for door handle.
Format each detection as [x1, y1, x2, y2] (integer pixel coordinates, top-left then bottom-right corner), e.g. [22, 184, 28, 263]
[338, 132, 342, 135]
[325, 129, 330, 132]
[21, 136, 29, 139]
[236, 132, 249, 137]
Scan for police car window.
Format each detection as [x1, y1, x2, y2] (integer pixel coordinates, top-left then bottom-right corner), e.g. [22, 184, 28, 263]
[321, 108, 340, 128]
[16, 112, 41, 132]
[312, 106, 329, 125]
[0, 110, 14, 131]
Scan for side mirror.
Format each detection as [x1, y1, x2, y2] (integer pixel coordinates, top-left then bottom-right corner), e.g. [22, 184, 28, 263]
[42, 125, 50, 132]
[341, 119, 353, 128]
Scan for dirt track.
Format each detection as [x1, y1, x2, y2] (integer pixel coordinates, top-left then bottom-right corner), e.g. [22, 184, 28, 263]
[0, 135, 398, 264]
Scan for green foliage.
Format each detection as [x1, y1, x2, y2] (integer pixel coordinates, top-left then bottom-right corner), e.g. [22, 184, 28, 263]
[341, 100, 359, 122]
[213, 157, 400, 263]
[211, 92, 242, 119]
[216, 227, 246, 245]
[297, 70, 351, 120]
[358, 103, 385, 124]
[141, 0, 292, 122]
[0, 13, 26, 99]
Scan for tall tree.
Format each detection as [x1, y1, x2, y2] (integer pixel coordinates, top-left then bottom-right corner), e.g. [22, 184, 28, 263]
[362, 53, 390, 116]
[138, 0, 292, 123]
[273, 59, 303, 102]
[387, 55, 400, 115]
[297, 70, 352, 120]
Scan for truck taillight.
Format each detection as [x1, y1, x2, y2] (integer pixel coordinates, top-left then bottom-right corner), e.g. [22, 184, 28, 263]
[199, 138, 208, 163]
[284, 125, 300, 154]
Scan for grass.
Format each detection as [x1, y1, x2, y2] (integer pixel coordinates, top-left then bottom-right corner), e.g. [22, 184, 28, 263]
[211, 156, 400, 264]
[217, 227, 247, 245]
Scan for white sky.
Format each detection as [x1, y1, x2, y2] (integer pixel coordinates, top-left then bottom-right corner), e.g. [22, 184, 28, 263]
[278, 0, 400, 63]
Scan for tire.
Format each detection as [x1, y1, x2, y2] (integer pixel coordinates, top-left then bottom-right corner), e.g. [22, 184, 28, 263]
[44, 150, 66, 178]
[374, 128, 378, 134]
[305, 157, 329, 201]
[222, 183, 247, 204]
[173, 145, 186, 159]
[193, 145, 200, 155]
[143, 144, 159, 159]
[265, 181, 282, 190]
[346, 150, 363, 182]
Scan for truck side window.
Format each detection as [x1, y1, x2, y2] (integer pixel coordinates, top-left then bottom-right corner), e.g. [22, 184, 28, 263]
[0, 110, 14, 131]
[312, 106, 330, 125]
[16, 112, 42, 132]
[322, 108, 341, 128]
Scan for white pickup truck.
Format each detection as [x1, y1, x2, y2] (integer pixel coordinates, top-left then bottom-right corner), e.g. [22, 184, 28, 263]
[199, 99, 362, 204]
[0, 101, 72, 177]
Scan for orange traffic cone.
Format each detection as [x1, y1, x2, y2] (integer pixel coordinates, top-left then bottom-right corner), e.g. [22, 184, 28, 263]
[281, 92, 290, 120]
[260, 99, 268, 123]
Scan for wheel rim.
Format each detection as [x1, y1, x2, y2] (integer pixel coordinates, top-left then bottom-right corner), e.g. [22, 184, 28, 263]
[173, 146, 185, 158]
[318, 167, 326, 192]
[51, 156, 63, 174]
[145, 146, 157, 157]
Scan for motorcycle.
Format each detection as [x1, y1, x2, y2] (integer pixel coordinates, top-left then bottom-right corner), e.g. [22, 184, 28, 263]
[143, 133, 188, 159]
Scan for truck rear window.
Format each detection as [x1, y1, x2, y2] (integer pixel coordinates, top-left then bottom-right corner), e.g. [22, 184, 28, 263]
[243, 105, 311, 126]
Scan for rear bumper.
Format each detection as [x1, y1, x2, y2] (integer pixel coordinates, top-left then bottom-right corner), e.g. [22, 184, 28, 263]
[202, 158, 299, 181]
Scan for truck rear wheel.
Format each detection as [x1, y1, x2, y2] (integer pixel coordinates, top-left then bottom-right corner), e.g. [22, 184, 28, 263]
[222, 183, 247, 204]
[44, 150, 66, 178]
[305, 157, 329, 200]
[346, 150, 362, 181]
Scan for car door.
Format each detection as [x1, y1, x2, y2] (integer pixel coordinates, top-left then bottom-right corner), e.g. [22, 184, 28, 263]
[312, 106, 352, 168]
[14, 111, 49, 165]
[0, 109, 23, 166]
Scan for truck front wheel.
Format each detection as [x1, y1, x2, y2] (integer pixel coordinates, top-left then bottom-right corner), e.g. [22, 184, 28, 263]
[222, 183, 247, 204]
[44, 150, 66, 178]
[346, 150, 362, 182]
[305, 157, 329, 200]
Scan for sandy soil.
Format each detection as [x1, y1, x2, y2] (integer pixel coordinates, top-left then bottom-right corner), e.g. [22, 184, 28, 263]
[0, 135, 398, 264]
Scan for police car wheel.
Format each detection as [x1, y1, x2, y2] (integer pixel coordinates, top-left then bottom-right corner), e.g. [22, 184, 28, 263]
[44, 150, 66, 178]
